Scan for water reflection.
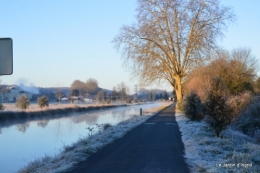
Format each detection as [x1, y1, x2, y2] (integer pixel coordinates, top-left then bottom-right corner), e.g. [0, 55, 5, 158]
[0, 102, 164, 173]
[16, 122, 30, 133]
[71, 113, 99, 125]
[37, 120, 49, 128]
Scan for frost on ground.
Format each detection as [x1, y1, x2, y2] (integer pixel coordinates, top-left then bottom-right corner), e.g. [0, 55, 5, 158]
[2, 102, 154, 112]
[18, 103, 171, 173]
[2, 102, 124, 112]
[175, 112, 260, 173]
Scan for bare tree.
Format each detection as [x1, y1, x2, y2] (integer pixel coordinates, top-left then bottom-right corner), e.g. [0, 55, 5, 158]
[96, 90, 107, 104]
[117, 82, 128, 101]
[55, 90, 63, 104]
[109, 86, 119, 101]
[114, 0, 235, 102]
[85, 78, 99, 95]
[71, 80, 88, 102]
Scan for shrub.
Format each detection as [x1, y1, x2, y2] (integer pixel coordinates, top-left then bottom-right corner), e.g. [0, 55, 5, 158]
[184, 91, 204, 121]
[38, 95, 49, 108]
[227, 91, 254, 118]
[103, 123, 112, 130]
[16, 94, 30, 110]
[204, 77, 233, 137]
[232, 100, 260, 137]
[126, 98, 131, 104]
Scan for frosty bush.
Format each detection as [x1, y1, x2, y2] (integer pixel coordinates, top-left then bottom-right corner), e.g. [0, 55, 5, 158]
[227, 91, 253, 118]
[183, 91, 204, 121]
[232, 100, 260, 138]
[103, 123, 112, 130]
[38, 95, 49, 108]
[16, 94, 30, 110]
[205, 78, 233, 137]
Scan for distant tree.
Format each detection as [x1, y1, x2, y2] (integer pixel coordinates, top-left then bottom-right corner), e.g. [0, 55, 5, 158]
[103, 90, 107, 100]
[109, 86, 119, 101]
[114, 0, 235, 102]
[163, 91, 169, 100]
[137, 88, 148, 100]
[55, 90, 63, 104]
[149, 91, 153, 101]
[109, 82, 130, 102]
[70, 89, 79, 97]
[86, 78, 99, 95]
[172, 90, 177, 101]
[38, 95, 49, 108]
[155, 94, 159, 100]
[96, 90, 107, 102]
[16, 94, 30, 110]
[117, 82, 128, 101]
[71, 80, 88, 102]
[159, 93, 163, 99]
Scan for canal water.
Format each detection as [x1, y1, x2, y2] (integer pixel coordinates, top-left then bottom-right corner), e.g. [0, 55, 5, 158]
[0, 102, 164, 173]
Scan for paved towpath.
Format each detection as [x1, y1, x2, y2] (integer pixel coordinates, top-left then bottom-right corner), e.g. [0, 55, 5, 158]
[66, 104, 190, 173]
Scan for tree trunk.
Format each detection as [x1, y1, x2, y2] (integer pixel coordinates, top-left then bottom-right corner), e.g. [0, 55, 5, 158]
[174, 76, 183, 102]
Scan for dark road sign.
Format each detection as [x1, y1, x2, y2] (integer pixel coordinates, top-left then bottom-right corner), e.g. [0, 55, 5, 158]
[0, 38, 13, 75]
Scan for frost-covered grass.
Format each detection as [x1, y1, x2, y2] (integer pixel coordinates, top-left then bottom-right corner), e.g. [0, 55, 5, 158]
[176, 112, 260, 173]
[18, 102, 171, 173]
[2, 102, 121, 112]
[1, 101, 155, 112]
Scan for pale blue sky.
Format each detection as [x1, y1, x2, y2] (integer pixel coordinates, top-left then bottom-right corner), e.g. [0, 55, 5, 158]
[0, 1, 259, 93]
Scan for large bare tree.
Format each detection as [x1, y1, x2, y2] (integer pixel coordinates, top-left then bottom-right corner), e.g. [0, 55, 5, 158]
[114, 0, 235, 102]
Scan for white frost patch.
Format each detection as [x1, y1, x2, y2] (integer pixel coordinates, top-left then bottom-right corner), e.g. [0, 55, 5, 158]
[18, 103, 171, 173]
[175, 112, 260, 173]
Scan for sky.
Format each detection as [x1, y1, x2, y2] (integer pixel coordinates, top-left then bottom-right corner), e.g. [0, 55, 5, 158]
[0, 0, 259, 94]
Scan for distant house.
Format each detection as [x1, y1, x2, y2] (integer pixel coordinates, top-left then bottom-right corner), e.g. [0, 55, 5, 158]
[61, 97, 69, 102]
[1, 86, 32, 102]
[84, 98, 93, 103]
[70, 96, 79, 100]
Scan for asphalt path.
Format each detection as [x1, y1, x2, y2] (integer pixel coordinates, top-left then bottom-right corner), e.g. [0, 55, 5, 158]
[66, 103, 190, 173]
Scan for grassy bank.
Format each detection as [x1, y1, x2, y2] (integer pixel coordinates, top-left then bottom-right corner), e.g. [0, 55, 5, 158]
[175, 112, 260, 173]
